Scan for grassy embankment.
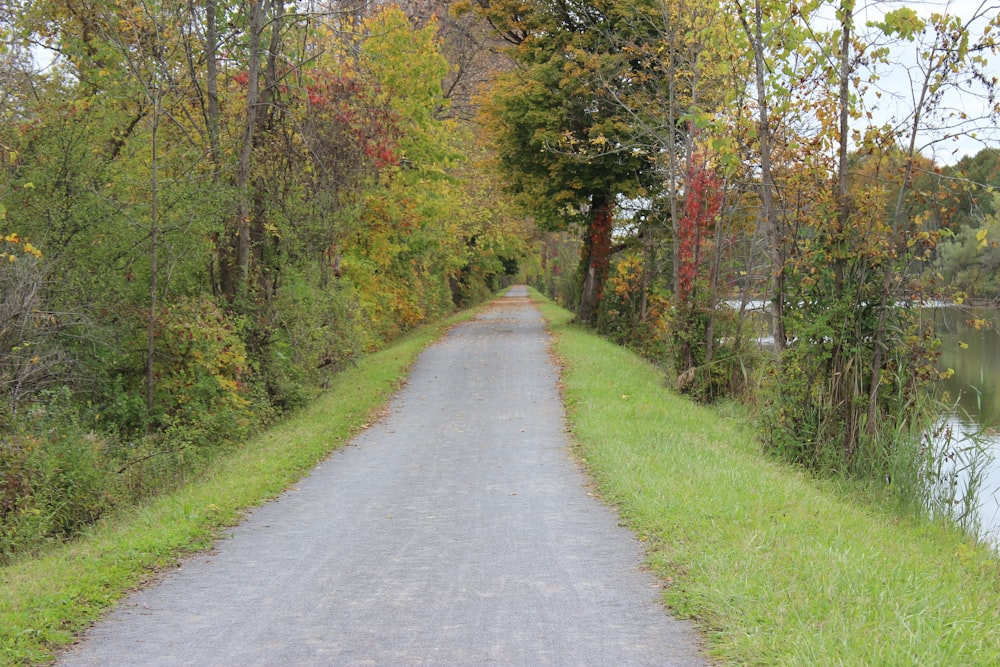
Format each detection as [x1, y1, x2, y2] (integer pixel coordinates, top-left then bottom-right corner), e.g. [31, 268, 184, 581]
[532, 289, 1000, 667]
[0, 304, 482, 666]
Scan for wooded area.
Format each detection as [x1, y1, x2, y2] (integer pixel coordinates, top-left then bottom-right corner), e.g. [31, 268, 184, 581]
[2, 0, 999, 560]
[0, 0, 530, 559]
[481, 0, 1000, 479]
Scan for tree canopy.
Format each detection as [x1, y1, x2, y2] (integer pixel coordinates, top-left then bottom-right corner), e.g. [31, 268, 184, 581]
[2, 0, 999, 561]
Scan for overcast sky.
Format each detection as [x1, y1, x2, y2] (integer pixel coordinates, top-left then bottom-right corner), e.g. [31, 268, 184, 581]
[850, 0, 999, 164]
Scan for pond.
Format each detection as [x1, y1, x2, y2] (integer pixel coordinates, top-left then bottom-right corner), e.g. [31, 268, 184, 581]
[932, 306, 1000, 544]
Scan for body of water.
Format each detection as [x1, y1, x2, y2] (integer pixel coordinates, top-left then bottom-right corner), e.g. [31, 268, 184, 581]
[932, 306, 1000, 544]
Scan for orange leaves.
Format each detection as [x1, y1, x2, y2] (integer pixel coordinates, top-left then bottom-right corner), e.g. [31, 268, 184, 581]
[2, 232, 43, 263]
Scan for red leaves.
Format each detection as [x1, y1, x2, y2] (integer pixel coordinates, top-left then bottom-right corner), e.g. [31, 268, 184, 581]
[677, 155, 722, 304]
[306, 86, 325, 107]
[301, 69, 401, 172]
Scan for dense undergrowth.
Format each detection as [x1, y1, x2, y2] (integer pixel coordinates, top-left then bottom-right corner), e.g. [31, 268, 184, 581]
[531, 249, 990, 536]
[4, 289, 998, 666]
[0, 5, 530, 565]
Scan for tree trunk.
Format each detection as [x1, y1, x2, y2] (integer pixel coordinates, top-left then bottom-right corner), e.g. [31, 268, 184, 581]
[250, 0, 284, 302]
[146, 84, 161, 414]
[234, 0, 266, 302]
[740, 0, 785, 352]
[206, 0, 220, 171]
[833, 0, 856, 459]
[578, 193, 613, 325]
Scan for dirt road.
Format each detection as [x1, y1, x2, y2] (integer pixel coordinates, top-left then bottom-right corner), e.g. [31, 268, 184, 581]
[57, 286, 706, 666]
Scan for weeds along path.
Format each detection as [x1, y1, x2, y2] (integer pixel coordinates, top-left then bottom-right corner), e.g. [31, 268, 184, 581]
[56, 285, 706, 667]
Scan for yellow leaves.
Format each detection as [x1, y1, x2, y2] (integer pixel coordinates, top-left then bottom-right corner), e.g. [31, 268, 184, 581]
[449, 0, 472, 17]
[976, 227, 989, 249]
[2, 231, 43, 261]
[869, 8, 925, 41]
[907, 230, 931, 248]
[959, 341, 969, 349]
[939, 367, 955, 380]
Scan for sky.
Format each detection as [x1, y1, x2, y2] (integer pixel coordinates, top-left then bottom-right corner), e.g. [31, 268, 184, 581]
[849, 0, 999, 165]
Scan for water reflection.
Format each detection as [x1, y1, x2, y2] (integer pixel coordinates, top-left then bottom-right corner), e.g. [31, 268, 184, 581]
[932, 307, 1000, 544]
[935, 307, 1000, 425]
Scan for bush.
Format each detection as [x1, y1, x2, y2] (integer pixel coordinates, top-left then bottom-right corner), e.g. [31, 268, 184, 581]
[759, 298, 939, 478]
[99, 296, 257, 452]
[260, 266, 367, 409]
[0, 389, 112, 563]
[152, 296, 255, 450]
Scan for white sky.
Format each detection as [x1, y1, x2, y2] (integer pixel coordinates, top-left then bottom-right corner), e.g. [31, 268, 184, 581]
[850, 0, 1000, 164]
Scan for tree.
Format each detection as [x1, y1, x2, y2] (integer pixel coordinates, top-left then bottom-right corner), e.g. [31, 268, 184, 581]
[749, 1, 1000, 470]
[935, 199, 1000, 301]
[478, 0, 659, 323]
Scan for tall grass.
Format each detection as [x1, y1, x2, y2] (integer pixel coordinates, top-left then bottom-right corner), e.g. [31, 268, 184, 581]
[532, 289, 1000, 666]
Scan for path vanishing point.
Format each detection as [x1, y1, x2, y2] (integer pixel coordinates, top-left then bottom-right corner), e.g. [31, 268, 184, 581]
[56, 286, 708, 666]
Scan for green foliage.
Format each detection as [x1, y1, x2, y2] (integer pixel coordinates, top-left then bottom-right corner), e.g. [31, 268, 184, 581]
[0, 0, 529, 564]
[0, 304, 481, 664]
[360, 8, 455, 169]
[150, 296, 254, 449]
[529, 231, 582, 310]
[668, 304, 740, 402]
[479, 0, 664, 321]
[540, 292, 1000, 666]
[261, 264, 367, 409]
[1, 389, 112, 563]
[599, 251, 671, 360]
[0, 236, 64, 418]
[762, 288, 940, 476]
[934, 202, 1000, 301]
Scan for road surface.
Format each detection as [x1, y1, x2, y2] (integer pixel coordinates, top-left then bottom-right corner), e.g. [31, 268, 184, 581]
[57, 286, 707, 666]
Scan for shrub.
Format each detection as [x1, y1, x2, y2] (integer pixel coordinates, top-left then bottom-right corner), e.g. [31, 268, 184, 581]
[0, 389, 112, 563]
[151, 296, 254, 450]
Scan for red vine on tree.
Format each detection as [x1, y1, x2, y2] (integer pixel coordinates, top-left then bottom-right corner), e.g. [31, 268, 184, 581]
[677, 154, 722, 304]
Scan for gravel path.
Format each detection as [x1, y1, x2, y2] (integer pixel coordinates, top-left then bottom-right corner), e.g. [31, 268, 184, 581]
[57, 286, 707, 666]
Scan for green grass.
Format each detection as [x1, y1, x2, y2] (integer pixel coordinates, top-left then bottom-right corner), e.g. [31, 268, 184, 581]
[0, 304, 481, 666]
[532, 289, 1000, 667]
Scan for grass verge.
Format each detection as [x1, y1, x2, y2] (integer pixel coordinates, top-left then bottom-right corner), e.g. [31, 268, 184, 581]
[0, 303, 483, 666]
[532, 289, 1000, 667]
